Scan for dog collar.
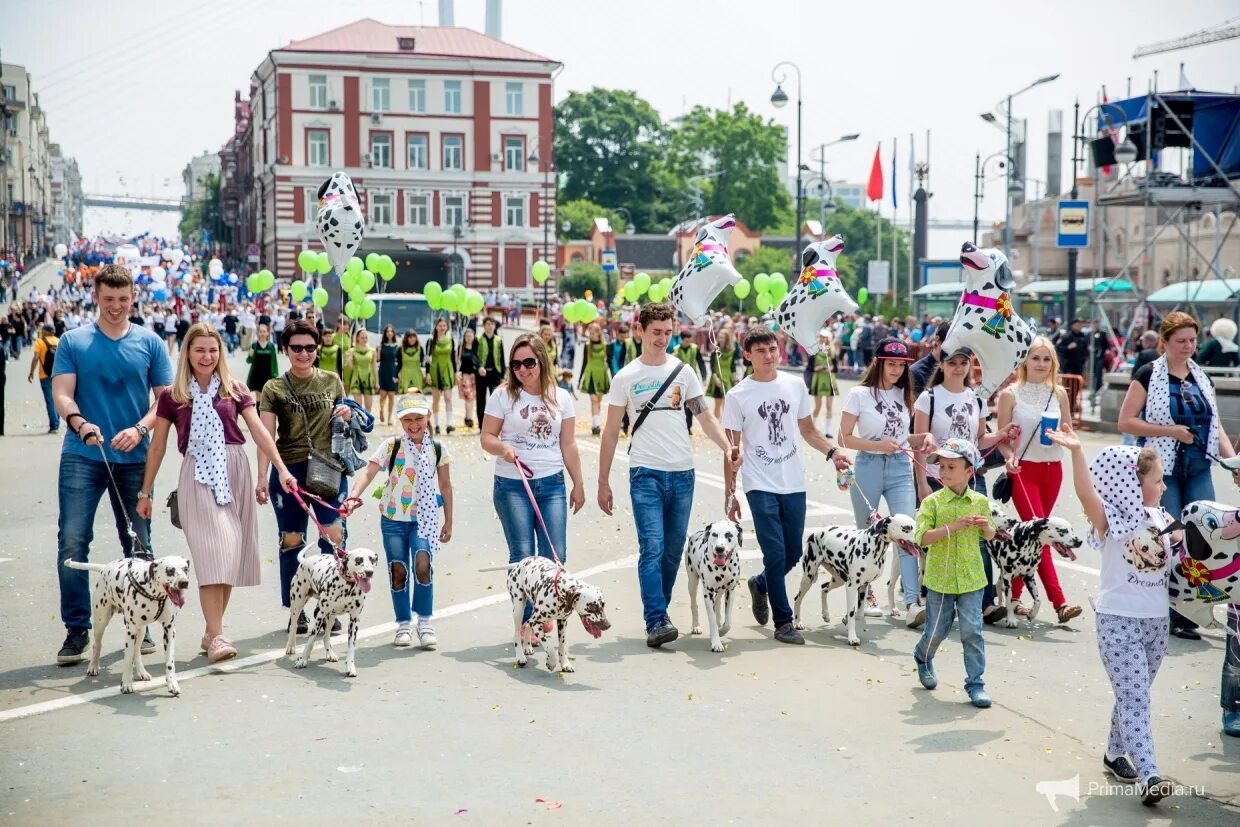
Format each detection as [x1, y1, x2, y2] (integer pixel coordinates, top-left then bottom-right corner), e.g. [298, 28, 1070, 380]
[961, 292, 999, 310]
[127, 566, 167, 615]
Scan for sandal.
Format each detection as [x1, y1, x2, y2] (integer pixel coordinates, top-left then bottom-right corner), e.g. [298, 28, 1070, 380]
[207, 635, 237, 663]
[1056, 604, 1082, 624]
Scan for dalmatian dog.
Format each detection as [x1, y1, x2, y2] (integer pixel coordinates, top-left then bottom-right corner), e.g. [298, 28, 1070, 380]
[506, 556, 611, 672]
[63, 556, 191, 696]
[985, 507, 1083, 628]
[285, 547, 379, 677]
[757, 398, 791, 446]
[667, 214, 743, 323]
[1164, 501, 1240, 628]
[878, 399, 905, 439]
[520, 404, 554, 441]
[941, 242, 1033, 400]
[316, 171, 366, 276]
[943, 403, 974, 440]
[684, 520, 743, 652]
[773, 234, 859, 355]
[794, 515, 919, 645]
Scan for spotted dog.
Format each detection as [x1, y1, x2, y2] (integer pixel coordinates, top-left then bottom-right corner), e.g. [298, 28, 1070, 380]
[793, 515, 919, 645]
[985, 507, 1083, 628]
[772, 234, 858, 355]
[666, 214, 743, 322]
[63, 556, 190, 696]
[1165, 501, 1240, 628]
[285, 547, 379, 677]
[684, 520, 743, 652]
[506, 556, 610, 672]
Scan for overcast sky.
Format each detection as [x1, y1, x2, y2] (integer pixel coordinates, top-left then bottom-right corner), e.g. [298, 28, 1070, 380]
[7, 0, 1239, 235]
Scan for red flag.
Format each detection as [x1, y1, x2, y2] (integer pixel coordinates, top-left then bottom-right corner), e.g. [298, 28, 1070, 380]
[866, 143, 884, 202]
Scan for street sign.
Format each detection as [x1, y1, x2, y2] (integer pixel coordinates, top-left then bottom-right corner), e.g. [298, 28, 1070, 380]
[866, 260, 890, 294]
[1056, 200, 1090, 248]
[247, 243, 260, 257]
[601, 248, 617, 272]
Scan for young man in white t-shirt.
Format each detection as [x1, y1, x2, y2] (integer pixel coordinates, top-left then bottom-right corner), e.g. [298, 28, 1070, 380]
[598, 302, 737, 648]
[723, 327, 850, 644]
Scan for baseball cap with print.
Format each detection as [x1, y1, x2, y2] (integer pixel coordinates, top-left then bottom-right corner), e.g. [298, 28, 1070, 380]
[927, 438, 981, 470]
[875, 337, 913, 361]
[396, 392, 432, 419]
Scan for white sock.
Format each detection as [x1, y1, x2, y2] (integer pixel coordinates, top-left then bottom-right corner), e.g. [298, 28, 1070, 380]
[433, 413, 439, 429]
[446, 408, 454, 425]
[417, 615, 433, 627]
[592, 415, 600, 428]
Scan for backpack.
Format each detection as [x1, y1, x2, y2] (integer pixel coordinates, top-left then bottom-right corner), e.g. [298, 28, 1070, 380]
[40, 339, 57, 376]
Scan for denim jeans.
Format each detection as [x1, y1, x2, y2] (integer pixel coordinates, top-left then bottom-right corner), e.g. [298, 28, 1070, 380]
[850, 452, 918, 605]
[629, 466, 695, 631]
[225, 332, 240, 354]
[270, 461, 347, 608]
[1162, 466, 1216, 631]
[914, 588, 986, 693]
[1224, 606, 1240, 712]
[39, 377, 59, 430]
[379, 517, 433, 624]
[927, 474, 996, 609]
[493, 471, 567, 565]
[57, 452, 153, 630]
[746, 490, 807, 628]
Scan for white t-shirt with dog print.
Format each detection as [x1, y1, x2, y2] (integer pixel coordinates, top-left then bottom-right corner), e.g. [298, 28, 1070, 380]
[914, 386, 983, 477]
[722, 373, 813, 495]
[1095, 506, 1172, 619]
[486, 386, 575, 480]
[606, 357, 706, 473]
[843, 386, 910, 449]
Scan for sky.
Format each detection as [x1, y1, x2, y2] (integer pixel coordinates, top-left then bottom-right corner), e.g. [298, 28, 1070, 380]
[7, 0, 1240, 244]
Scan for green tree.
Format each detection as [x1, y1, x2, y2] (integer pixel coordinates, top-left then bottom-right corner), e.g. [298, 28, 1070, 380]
[558, 260, 607, 300]
[557, 198, 631, 241]
[178, 172, 229, 247]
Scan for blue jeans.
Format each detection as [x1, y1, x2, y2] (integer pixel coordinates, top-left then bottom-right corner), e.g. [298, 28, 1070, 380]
[914, 588, 986, 693]
[493, 471, 567, 564]
[57, 452, 153, 630]
[270, 461, 347, 608]
[1162, 466, 1215, 631]
[629, 466, 695, 631]
[850, 452, 919, 605]
[928, 474, 996, 609]
[225, 332, 239, 353]
[379, 517, 433, 623]
[1224, 606, 1240, 712]
[39, 377, 59, 430]
[746, 490, 806, 628]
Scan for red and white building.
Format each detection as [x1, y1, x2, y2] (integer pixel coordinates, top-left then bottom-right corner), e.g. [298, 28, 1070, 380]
[227, 19, 560, 291]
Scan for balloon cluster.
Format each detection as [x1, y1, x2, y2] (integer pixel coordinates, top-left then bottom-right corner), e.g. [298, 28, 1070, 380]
[246, 269, 275, 294]
[619, 272, 673, 304]
[297, 249, 335, 275]
[749, 272, 789, 313]
[423, 281, 485, 316]
[337, 254, 396, 319]
[562, 298, 599, 324]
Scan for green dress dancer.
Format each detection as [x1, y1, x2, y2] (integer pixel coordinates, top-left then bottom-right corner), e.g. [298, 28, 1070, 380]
[578, 340, 610, 395]
[398, 344, 426, 392]
[809, 350, 838, 396]
[708, 344, 738, 399]
[428, 336, 456, 390]
[349, 346, 376, 395]
[318, 342, 343, 375]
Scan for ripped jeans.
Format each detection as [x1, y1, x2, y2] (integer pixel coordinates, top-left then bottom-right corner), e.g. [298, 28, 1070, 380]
[379, 517, 434, 624]
[270, 461, 347, 607]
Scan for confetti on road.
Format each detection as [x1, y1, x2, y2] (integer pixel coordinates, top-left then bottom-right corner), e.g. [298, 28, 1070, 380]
[453, 808, 468, 815]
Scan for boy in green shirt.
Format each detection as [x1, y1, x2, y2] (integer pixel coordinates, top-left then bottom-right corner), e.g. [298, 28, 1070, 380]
[912, 438, 996, 708]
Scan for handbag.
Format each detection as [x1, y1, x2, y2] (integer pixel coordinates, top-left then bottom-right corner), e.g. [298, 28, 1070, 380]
[166, 490, 181, 529]
[992, 387, 1053, 503]
[283, 374, 345, 499]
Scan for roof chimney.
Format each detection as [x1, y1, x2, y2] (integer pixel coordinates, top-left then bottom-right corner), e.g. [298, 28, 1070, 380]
[486, 0, 502, 38]
[438, 0, 454, 26]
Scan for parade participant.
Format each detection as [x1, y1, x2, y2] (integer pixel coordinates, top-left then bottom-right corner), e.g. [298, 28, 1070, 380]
[578, 321, 610, 435]
[456, 326, 479, 430]
[245, 323, 279, 393]
[346, 328, 378, 412]
[674, 328, 705, 433]
[996, 337, 1083, 625]
[257, 319, 352, 634]
[724, 327, 848, 645]
[377, 324, 401, 425]
[139, 324, 295, 662]
[29, 324, 60, 433]
[345, 392, 453, 649]
[598, 302, 735, 648]
[539, 321, 559, 369]
[1048, 432, 1178, 804]
[397, 330, 425, 393]
[804, 328, 838, 437]
[475, 317, 505, 431]
[427, 317, 456, 434]
[608, 322, 640, 434]
[317, 328, 344, 375]
[910, 321, 950, 396]
[331, 317, 350, 384]
[707, 326, 740, 420]
[912, 439, 996, 708]
[52, 264, 174, 664]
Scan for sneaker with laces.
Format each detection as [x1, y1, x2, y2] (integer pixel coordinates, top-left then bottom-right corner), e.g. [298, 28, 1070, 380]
[773, 623, 805, 644]
[394, 624, 414, 648]
[747, 576, 770, 626]
[906, 603, 926, 629]
[206, 635, 237, 664]
[417, 621, 438, 649]
[646, 621, 679, 648]
[863, 588, 883, 618]
[1103, 753, 1139, 782]
[57, 629, 90, 665]
[917, 661, 937, 690]
[141, 628, 156, 655]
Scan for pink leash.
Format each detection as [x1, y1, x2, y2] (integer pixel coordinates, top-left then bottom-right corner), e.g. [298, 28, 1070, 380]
[288, 485, 360, 561]
[514, 457, 566, 595]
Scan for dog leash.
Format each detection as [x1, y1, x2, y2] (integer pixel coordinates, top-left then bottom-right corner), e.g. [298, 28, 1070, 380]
[288, 484, 360, 561]
[92, 440, 152, 561]
[514, 456, 565, 595]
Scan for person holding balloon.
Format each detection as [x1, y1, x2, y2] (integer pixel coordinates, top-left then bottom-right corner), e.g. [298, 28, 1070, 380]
[427, 317, 457, 434]
[397, 330, 426, 394]
[346, 328, 378, 412]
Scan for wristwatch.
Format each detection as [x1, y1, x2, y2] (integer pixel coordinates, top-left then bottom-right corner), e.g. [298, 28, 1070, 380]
[136, 490, 152, 500]
[826, 447, 838, 460]
[134, 423, 150, 438]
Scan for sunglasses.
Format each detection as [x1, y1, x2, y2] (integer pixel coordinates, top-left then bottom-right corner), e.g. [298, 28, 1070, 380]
[287, 344, 319, 354]
[511, 357, 540, 371]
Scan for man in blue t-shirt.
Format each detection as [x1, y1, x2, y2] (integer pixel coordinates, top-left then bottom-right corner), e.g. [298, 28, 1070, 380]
[51, 264, 173, 665]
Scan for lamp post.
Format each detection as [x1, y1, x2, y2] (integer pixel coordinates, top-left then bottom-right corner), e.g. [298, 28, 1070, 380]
[528, 145, 556, 314]
[972, 151, 1019, 244]
[804, 174, 836, 230]
[605, 207, 634, 308]
[771, 61, 802, 276]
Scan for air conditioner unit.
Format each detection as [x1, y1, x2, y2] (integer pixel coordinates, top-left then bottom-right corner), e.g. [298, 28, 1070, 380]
[370, 113, 383, 124]
[328, 100, 339, 111]
[491, 152, 501, 162]
[362, 152, 373, 167]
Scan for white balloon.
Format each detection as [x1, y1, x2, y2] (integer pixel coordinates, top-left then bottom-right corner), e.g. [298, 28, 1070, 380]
[169, 249, 184, 267]
[772, 234, 858, 355]
[54, 243, 67, 259]
[941, 242, 1034, 400]
[1169, 500, 1240, 626]
[208, 257, 224, 277]
[316, 171, 366, 277]
[667, 214, 743, 323]
[152, 266, 167, 283]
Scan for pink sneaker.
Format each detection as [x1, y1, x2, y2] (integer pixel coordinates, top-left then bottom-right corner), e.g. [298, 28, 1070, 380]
[207, 635, 237, 663]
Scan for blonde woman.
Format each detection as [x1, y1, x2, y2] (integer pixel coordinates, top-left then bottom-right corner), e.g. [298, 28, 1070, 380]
[138, 323, 296, 662]
[995, 335, 1082, 624]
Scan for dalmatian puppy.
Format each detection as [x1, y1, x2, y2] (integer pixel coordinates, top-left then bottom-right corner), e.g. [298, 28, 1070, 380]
[773, 234, 859, 355]
[316, 171, 365, 276]
[520, 404, 554, 441]
[757, 398, 791, 446]
[667, 214, 743, 323]
[794, 515, 920, 645]
[1165, 501, 1240, 628]
[285, 547, 379, 678]
[506, 556, 611, 672]
[63, 556, 191, 696]
[943, 403, 974, 440]
[985, 508, 1083, 628]
[684, 520, 743, 652]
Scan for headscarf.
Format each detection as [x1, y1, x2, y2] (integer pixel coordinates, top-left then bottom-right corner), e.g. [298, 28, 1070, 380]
[404, 432, 441, 556]
[1087, 445, 1144, 550]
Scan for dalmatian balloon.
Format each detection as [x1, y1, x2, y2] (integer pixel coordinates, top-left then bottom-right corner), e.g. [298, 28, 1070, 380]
[941, 242, 1033, 400]
[316, 171, 366, 277]
[772, 234, 858, 356]
[1166, 501, 1240, 627]
[667, 214, 743, 323]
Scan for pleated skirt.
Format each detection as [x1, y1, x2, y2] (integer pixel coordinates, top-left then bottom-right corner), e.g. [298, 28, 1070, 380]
[177, 444, 261, 587]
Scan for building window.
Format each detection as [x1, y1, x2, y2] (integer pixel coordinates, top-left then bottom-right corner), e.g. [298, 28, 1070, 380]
[372, 78, 390, 112]
[406, 193, 429, 226]
[443, 194, 465, 228]
[443, 80, 461, 114]
[505, 82, 523, 116]
[408, 79, 426, 113]
[407, 134, 427, 169]
[371, 193, 393, 226]
[2, 84, 16, 101]
[504, 136, 525, 172]
[308, 75, 327, 110]
[442, 135, 463, 170]
[305, 189, 318, 224]
[370, 133, 392, 168]
[307, 129, 329, 166]
[505, 196, 526, 227]
[4, 113, 15, 132]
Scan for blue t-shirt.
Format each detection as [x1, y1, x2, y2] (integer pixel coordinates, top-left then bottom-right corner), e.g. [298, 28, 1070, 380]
[52, 323, 173, 464]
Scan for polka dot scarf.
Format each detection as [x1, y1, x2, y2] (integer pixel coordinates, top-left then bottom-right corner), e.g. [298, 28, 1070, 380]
[404, 432, 441, 556]
[1087, 445, 1144, 550]
[188, 374, 232, 506]
[1146, 355, 1219, 472]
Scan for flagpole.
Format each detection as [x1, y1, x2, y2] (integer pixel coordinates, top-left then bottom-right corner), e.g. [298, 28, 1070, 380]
[907, 131, 915, 311]
[891, 135, 897, 307]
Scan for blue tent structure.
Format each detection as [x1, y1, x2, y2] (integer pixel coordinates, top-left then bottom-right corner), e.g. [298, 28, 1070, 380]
[1099, 90, 1240, 187]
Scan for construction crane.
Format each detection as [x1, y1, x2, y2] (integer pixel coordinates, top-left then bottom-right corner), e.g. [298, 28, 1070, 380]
[1133, 16, 1240, 58]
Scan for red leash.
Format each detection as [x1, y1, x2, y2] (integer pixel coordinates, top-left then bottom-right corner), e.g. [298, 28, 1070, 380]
[288, 485, 362, 560]
[514, 457, 565, 595]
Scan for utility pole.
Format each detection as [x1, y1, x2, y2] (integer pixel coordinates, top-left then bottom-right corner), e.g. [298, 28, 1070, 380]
[1065, 100, 1080, 327]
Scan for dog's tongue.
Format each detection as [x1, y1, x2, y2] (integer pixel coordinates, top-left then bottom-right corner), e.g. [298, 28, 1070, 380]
[581, 617, 603, 639]
[358, 576, 372, 594]
[1053, 543, 1077, 561]
[166, 588, 186, 608]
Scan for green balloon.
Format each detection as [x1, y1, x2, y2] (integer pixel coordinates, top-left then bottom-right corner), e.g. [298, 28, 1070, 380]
[344, 300, 361, 319]
[768, 273, 788, 293]
[857, 287, 870, 305]
[427, 292, 443, 310]
[312, 287, 329, 308]
[441, 291, 461, 312]
[465, 291, 485, 315]
[358, 270, 376, 292]
[291, 280, 308, 301]
[532, 260, 550, 284]
[733, 280, 751, 299]
[262, 271, 276, 292]
[770, 283, 788, 304]
[246, 274, 260, 293]
[580, 303, 598, 323]
[361, 297, 377, 319]
[633, 272, 651, 294]
[349, 287, 366, 305]
[753, 273, 771, 293]
[379, 256, 396, 280]
[365, 253, 381, 272]
[347, 257, 364, 275]
[648, 284, 665, 302]
[424, 280, 442, 300]
[623, 282, 641, 302]
[659, 277, 673, 291]
[340, 271, 358, 293]
[756, 293, 771, 312]
[317, 252, 333, 274]
[450, 283, 467, 298]
[297, 250, 317, 272]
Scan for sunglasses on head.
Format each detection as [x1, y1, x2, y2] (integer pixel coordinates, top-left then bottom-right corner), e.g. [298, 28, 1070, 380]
[287, 343, 319, 354]
[511, 357, 540, 371]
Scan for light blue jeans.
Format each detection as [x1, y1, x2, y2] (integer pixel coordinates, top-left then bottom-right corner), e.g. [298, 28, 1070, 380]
[493, 471, 567, 624]
[914, 588, 986, 693]
[850, 452, 918, 605]
[629, 466, 695, 631]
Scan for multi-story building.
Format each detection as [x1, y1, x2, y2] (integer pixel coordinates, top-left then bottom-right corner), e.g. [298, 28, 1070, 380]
[2, 61, 53, 258]
[49, 143, 83, 245]
[227, 19, 560, 292]
[182, 150, 222, 205]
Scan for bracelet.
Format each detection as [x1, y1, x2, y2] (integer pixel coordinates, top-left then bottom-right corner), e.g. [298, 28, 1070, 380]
[826, 447, 837, 460]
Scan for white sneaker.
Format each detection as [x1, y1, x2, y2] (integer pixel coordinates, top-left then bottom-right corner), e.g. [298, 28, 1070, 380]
[863, 588, 883, 618]
[417, 621, 438, 650]
[394, 624, 414, 648]
[906, 603, 926, 629]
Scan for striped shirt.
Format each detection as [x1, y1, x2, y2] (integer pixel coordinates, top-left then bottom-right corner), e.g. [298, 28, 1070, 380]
[914, 485, 992, 594]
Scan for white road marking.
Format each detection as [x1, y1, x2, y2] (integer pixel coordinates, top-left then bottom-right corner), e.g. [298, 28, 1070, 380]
[0, 558, 13, 564]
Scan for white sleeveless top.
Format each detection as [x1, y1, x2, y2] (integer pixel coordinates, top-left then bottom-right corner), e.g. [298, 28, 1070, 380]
[1010, 383, 1063, 463]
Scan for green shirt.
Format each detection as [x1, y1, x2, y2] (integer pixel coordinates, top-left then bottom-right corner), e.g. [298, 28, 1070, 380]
[914, 485, 992, 594]
[258, 369, 346, 463]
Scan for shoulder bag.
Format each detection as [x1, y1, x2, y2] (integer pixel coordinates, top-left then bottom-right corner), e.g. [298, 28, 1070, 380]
[282, 373, 345, 499]
[627, 362, 685, 453]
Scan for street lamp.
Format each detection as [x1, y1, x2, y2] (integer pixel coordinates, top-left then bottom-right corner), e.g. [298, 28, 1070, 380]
[972, 151, 1018, 244]
[770, 61, 803, 277]
[804, 174, 836, 230]
[528, 145, 555, 313]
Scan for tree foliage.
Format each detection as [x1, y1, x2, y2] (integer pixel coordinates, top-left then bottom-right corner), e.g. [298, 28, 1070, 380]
[558, 260, 608, 300]
[557, 198, 631, 241]
[178, 173, 228, 246]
